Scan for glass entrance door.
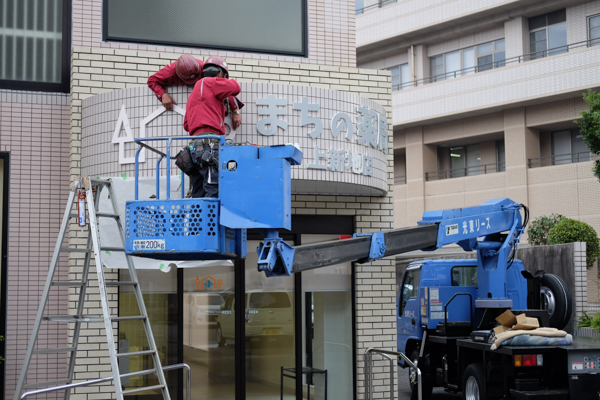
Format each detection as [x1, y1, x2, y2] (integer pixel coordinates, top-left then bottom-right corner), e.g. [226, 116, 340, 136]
[183, 263, 236, 400]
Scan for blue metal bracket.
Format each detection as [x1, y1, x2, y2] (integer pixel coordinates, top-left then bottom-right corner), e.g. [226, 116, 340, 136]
[353, 232, 386, 262]
[256, 230, 296, 277]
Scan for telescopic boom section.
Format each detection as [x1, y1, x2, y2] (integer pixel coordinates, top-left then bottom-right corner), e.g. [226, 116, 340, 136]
[258, 198, 525, 302]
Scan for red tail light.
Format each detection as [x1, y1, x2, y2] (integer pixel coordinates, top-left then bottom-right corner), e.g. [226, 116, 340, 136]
[523, 354, 537, 367]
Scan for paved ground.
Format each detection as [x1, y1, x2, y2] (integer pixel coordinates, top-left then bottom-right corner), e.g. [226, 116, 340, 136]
[397, 367, 462, 400]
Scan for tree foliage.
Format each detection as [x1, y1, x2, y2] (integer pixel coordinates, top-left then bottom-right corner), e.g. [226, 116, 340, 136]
[527, 213, 566, 246]
[547, 218, 600, 269]
[576, 311, 600, 331]
[575, 89, 600, 181]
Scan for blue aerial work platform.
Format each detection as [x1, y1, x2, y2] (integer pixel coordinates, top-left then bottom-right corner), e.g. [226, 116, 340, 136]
[124, 135, 302, 261]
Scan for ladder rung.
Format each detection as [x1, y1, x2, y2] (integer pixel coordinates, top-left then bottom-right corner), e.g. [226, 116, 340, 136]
[112, 316, 146, 322]
[101, 247, 125, 252]
[43, 315, 104, 323]
[116, 350, 156, 358]
[23, 378, 71, 389]
[122, 385, 165, 395]
[33, 347, 76, 355]
[96, 212, 120, 219]
[90, 178, 112, 186]
[60, 247, 90, 253]
[52, 281, 85, 287]
[105, 281, 137, 287]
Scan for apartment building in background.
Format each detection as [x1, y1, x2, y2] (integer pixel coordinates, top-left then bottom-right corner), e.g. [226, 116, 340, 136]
[356, 0, 600, 233]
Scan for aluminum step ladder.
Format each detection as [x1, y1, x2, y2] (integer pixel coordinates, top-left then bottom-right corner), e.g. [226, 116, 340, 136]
[14, 177, 171, 400]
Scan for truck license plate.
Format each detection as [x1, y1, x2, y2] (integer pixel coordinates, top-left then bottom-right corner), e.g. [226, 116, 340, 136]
[133, 239, 166, 251]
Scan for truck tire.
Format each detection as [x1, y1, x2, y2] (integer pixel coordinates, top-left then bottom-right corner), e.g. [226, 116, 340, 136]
[540, 273, 572, 330]
[409, 349, 433, 400]
[462, 363, 486, 400]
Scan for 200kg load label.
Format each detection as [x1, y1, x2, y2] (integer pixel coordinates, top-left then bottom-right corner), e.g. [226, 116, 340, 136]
[133, 239, 166, 250]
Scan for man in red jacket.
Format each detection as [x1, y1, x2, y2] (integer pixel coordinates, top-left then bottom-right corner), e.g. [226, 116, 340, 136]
[147, 54, 243, 129]
[184, 56, 241, 198]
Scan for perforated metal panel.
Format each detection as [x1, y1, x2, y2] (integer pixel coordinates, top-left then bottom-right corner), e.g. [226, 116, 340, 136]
[124, 198, 245, 260]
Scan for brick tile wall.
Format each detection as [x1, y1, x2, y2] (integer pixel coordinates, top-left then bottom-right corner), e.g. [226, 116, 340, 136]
[1, 90, 71, 400]
[68, 46, 395, 399]
[72, 0, 356, 68]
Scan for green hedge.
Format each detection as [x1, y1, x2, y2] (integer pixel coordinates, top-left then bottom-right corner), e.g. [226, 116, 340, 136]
[547, 218, 600, 269]
[527, 213, 566, 246]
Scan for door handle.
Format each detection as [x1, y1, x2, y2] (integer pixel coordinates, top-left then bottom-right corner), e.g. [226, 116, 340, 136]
[412, 318, 416, 325]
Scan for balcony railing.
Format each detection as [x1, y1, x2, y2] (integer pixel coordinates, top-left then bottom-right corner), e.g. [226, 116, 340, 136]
[528, 152, 599, 168]
[394, 175, 406, 185]
[356, 0, 397, 15]
[425, 162, 505, 181]
[393, 39, 599, 91]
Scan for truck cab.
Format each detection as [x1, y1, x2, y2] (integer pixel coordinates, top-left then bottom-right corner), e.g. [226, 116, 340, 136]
[397, 258, 528, 367]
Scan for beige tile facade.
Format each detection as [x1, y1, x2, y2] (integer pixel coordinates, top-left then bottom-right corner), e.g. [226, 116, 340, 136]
[1, 90, 71, 399]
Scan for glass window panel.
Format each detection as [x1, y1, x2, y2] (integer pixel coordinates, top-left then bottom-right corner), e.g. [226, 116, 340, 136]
[477, 54, 493, 72]
[120, 268, 179, 399]
[495, 39, 505, 50]
[183, 264, 235, 400]
[494, 51, 506, 68]
[400, 63, 410, 89]
[548, 23, 567, 55]
[0, 0, 64, 84]
[246, 240, 295, 398]
[465, 144, 481, 176]
[531, 29, 547, 41]
[430, 55, 444, 81]
[399, 267, 420, 315]
[462, 47, 475, 75]
[107, 0, 305, 55]
[302, 234, 352, 400]
[450, 146, 466, 178]
[529, 14, 547, 30]
[451, 266, 478, 287]
[572, 130, 590, 162]
[552, 130, 572, 165]
[477, 42, 493, 55]
[444, 50, 461, 78]
[548, 9, 566, 25]
[355, 0, 364, 14]
[388, 65, 400, 91]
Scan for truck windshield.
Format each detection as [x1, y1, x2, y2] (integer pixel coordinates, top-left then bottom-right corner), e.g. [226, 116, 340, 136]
[399, 268, 420, 315]
[451, 266, 477, 288]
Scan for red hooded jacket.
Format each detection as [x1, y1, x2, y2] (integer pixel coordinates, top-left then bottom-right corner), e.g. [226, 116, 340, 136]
[184, 77, 241, 136]
[147, 60, 244, 112]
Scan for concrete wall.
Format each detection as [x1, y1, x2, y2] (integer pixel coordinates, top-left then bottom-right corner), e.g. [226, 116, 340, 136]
[396, 242, 588, 334]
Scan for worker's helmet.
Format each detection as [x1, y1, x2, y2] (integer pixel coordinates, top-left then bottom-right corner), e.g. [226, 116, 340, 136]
[175, 55, 202, 85]
[203, 55, 229, 78]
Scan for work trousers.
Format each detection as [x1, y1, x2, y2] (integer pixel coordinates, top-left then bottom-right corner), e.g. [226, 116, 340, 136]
[190, 142, 219, 198]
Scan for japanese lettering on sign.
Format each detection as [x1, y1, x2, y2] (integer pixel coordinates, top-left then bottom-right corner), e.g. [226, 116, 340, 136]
[256, 96, 388, 177]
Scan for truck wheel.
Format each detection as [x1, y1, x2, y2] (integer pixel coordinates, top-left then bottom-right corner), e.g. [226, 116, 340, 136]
[216, 324, 226, 347]
[409, 349, 433, 400]
[463, 363, 486, 400]
[540, 273, 572, 330]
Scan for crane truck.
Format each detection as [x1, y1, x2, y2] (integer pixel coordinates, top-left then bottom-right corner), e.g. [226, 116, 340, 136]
[125, 137, 600, 400]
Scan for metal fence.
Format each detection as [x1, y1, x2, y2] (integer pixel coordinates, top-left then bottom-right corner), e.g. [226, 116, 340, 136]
[365, 348, 421, 400]
[528, 152, 599, 168]
[394, 175, 406, 185]
[393, 39, 599, 91]
[356, 0, 397, 15]
[425, 162, 505, 181]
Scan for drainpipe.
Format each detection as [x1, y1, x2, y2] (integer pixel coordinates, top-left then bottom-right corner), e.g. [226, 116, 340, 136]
[410, 45, 416, 81]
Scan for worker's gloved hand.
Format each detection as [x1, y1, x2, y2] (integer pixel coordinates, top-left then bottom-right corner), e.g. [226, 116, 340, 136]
[232, 113, 241, 130]
[161, 93, 176, 111]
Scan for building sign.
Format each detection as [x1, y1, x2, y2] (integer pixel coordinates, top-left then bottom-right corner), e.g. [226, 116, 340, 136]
[82, 83, 390, 196]
[256, 95, 388, 177]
